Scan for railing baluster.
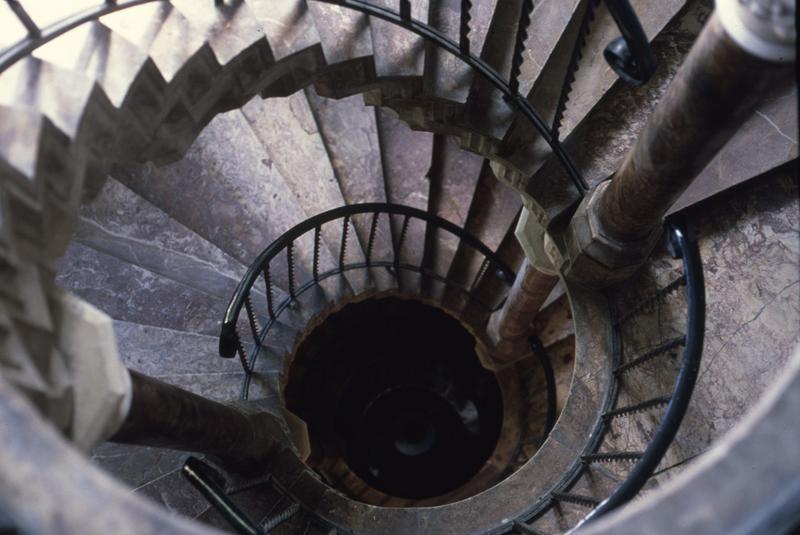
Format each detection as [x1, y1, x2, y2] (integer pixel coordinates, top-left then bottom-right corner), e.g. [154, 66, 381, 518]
[399, 0, 411, 21]
[234, 328, 250, 371]
[7, 1, 41, 38]
[469, 257, 490, 292]
[312, 225, 321, 282]
[551, 0, 600, 140]
[509, 0, 535, 95]
[459, 0, 472, 55]
[243, 292, 261, 342]
[286, 240, 296, 299]
[366, 212, 380, 267]
[339, 215, 350, 270]
[262, 265, 276, 320]
[394, 214, 411, 268]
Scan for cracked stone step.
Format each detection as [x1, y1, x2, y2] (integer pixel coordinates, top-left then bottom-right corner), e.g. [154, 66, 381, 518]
[74, 177, 250, 303]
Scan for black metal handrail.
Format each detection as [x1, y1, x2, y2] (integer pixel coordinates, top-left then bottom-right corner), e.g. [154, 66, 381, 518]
[218, 203, 516, 381]
[512, 217, 705, 534]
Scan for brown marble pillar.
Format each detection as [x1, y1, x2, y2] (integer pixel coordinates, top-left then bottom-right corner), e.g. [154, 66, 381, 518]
[598, 13, 792, 242]
[110, 370, 292, 469]
[488, 258, 558, 362]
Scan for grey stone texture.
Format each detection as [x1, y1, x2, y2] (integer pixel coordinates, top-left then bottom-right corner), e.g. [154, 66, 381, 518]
[56, 242, 227, 336]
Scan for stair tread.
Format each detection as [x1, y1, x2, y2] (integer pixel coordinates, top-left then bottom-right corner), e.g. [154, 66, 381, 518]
[112, 320, 242, 399]
[56, 241, 228, 336]
[75, 177, 250, 303]
[247, 0, 322, 62]
[442, 167, 521, 310]
[370, 0, 429, 78]
[424, 0, 496, 103]
[308, 2, 373, 65]
[112, 109, 313, 286]
[377, 109, 432, 275]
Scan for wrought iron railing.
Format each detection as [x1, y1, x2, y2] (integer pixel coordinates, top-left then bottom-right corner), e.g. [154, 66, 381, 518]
[512, 216, 705, 533]
[1, 0, 655, 195]
[218, 203, 516, 397]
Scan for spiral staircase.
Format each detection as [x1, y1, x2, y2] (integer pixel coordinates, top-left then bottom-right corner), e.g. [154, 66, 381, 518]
[0, 0, 797, 534]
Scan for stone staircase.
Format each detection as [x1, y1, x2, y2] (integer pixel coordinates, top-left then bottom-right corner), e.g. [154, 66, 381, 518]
[0, 0, 797, 534]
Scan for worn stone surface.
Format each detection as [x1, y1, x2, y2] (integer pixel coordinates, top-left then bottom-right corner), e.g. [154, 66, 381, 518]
[601, 166, 799, 492]
[75, 177, 248, 301]
[525, 0, 712, 225]
[308, 2, 372, 64]
[56, 242, 227, 335]
[424, 0, 496, 102]
[112, 108, 312, 284]
[670, 78, 798, 213]
[370, 0, 429, 77]
[304, 90, 394, 262]
[377, 108, 432, 272]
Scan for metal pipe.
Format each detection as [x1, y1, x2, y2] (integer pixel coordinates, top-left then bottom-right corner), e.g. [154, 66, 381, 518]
[596, 7, 794, 241]
[110, 370, 286, 469]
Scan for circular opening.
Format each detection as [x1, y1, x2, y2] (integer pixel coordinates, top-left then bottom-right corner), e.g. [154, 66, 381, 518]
[285, 297, 503, 501]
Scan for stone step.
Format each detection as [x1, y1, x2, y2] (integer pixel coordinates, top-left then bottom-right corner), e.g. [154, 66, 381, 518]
[240, 93, 378, 295]
[499, 0, 688, 189]
[441, 166, 521, 313]
[74, 177, 249, 304]
[111, 108, 314, 287]
[304, 90, 395, 269]
[375, 108, 433, 293]
[55, 242, 227, 336]
[423, 0, 496, 103]
[246, 0, 327, 97]
[423, 134, 485, 301]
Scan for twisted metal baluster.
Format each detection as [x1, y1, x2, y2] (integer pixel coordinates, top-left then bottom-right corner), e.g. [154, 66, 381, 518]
[399, 0, 411, 20]
[459, 0, 472, 55]
[509, 0, 535, 95]
[312, 225, 321, 282]
[262, 265, 276, 320]
[551, 0, 601, 140]
[243, 292, 261, 342]
[286, 240, 296, 300]
[394, 215, 411, 268]
[366, 212, 380, 267]
[339, 215, 350, 270]
[469, 257, 491, 292]
[234, 329, 250, 371]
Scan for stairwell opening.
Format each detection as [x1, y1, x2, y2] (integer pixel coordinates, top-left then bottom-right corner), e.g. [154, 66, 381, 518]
[284, 296, 505, 503]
